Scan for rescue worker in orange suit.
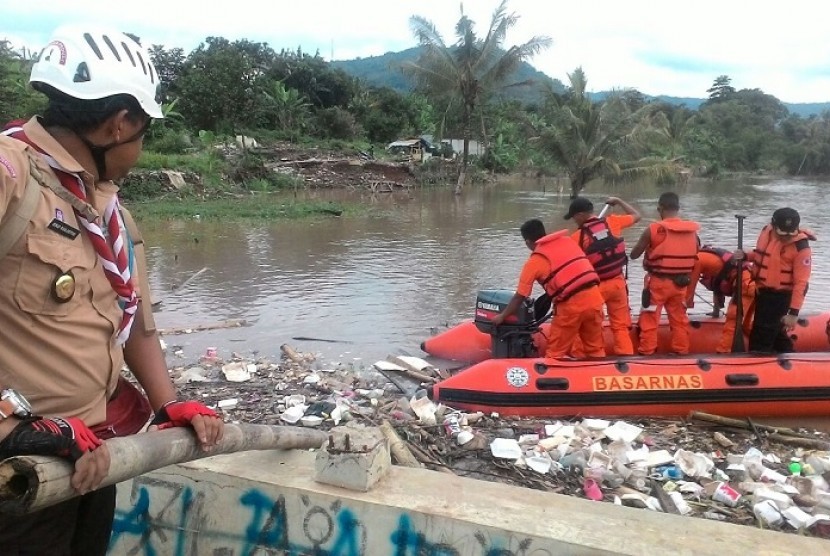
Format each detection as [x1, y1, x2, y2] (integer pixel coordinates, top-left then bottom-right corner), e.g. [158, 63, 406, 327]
[687, 246, 756, 353]
[740, 208, 814, 353]
[566, 196, 641, 355]
[492, 219, 606, 358]
[493, 218, 605, 357]
[630, 192, 700, 355]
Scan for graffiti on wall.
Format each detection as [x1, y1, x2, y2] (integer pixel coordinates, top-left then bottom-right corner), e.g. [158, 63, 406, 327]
[109, 477, 550, 556]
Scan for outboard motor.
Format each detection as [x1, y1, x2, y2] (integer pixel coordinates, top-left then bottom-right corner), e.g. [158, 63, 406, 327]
[473, 289, 542, 358]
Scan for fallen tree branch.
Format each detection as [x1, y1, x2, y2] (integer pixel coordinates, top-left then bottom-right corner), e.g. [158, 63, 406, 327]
[766, 433, 830, 450]
[379, 420, 422, 469]
[0, 423, 326, 515]
[688, 411, 813, 438]
[158, 319, 247, 335]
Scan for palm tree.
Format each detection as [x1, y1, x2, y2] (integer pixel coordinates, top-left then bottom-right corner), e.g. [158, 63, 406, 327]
[532, 67, 681, 198]
[403, 1, 551, 194]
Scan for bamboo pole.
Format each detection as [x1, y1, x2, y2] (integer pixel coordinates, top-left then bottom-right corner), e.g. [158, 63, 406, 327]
[379, 420, 422, 469]
[0, 423, 326, 515]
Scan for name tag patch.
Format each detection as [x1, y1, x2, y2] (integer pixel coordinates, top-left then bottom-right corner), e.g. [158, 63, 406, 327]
[47, 218, 80, 240]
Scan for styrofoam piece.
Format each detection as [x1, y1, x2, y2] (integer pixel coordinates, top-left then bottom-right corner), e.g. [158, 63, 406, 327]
[217, 398, 238, 410]
[753, 500, 784, 526]
[526, 455, 553, 474]
[518, 434, 540, 446]
[604, 421, 643, 443]
[669, 491, 692, 515]
[490, 438, 523, 459]
[645, 449, 674, 468]
[582, 418, 610, 431]
[221, 361, 251, 382]
[544, 422, 564, 437]
[395, 355, 435, 371]
[626, 445, 649, 463]
[301, 415, 324, 427]
[782, 505, 812, 529]
[280, 405, 306, 424]
[753, 487, 794, 508]
[457, 431, 475, 445]
[372, 360, 407, 372]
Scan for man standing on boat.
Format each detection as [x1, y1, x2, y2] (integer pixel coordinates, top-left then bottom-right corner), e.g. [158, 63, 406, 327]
[630, 192, 700, 355]
[686, 246, 756, 353]
[566, 196, 641, 355]
[740, 208, 814, 353]
[0, 25, 223, 554]
[491, 219, 606, 358]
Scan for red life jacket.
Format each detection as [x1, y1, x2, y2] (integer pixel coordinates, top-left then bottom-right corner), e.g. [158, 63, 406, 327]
[699, 246, 740, 297]
[644, 218, 700, 275]
[533, 230, 600, 302]
[577, 217, 627, 280]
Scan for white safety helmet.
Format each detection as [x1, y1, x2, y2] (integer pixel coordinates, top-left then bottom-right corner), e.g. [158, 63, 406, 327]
[30, 24, 164, 119]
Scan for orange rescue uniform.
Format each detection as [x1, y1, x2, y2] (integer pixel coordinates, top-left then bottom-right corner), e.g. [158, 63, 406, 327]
[517, 230, 605, 358]
[638, 217, 700, 355]
[571, 214, 635, 355]
[688, 249, 756, 353]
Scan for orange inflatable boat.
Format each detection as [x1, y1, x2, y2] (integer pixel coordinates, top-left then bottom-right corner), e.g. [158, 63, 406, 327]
[421, 314, 830, 363]
[423, 290, 830, 418]
[427, 352, 830, 418]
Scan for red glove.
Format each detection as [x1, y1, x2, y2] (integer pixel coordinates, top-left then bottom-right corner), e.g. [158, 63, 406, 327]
[0, 417, 102, 462]
[150, 401, 217, 430]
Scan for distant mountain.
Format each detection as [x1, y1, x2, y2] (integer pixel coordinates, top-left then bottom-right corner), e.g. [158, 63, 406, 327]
[333, 48, 830, 117]
[331, 47, 565, 106]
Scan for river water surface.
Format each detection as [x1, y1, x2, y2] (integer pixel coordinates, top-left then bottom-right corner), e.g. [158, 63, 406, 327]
[140, 176, 830, 367]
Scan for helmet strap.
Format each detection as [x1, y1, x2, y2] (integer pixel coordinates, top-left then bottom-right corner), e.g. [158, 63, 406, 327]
[77, 118, 150, 180]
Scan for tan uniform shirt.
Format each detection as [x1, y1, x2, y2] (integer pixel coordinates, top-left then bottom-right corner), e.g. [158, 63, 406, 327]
[0, 117, 125, 425]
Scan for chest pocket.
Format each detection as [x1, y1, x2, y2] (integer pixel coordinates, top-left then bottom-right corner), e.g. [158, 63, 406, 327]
[14, 232, 95, 316]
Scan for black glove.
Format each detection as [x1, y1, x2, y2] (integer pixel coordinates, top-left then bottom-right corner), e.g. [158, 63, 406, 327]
[0, 417, 102, 462]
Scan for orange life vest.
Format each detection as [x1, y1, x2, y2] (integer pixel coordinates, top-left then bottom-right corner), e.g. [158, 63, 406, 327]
[698, 246, 744, 297]
[577, 217, 627, 281]
[533, 230, 600, 302]
[644, 218, 700, 275]
[752, 224, 813, 290]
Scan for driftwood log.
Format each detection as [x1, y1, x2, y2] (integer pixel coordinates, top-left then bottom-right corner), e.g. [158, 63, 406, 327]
[0, 423, 327, 515]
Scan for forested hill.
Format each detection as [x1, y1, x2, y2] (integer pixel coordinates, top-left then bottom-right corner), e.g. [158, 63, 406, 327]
[331, 47, 566, 106]
[332, 48, 830, 117]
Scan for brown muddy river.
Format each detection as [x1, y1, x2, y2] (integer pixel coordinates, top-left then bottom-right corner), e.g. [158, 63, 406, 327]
[139, 176, 830, 367]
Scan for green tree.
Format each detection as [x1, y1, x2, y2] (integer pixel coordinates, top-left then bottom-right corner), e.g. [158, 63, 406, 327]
[259, 79, 311, 134]
[0, 40, 44, 122]
[534, 68, 638, 197]
[177, 37, 275, 132]
[403, 0, 551, 193]
[706, 75, 736, 103]
[148, 45, 186, 104]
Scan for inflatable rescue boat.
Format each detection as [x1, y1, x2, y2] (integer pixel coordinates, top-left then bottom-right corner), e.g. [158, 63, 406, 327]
[422, 290, 830, 363]
[423, 290, 830, 418]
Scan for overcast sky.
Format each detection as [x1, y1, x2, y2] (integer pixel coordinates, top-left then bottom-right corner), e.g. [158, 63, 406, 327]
[3, 0, 829, 104]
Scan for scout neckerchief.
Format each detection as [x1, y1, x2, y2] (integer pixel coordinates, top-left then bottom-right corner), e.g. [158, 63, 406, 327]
[2, 123, 137, 344]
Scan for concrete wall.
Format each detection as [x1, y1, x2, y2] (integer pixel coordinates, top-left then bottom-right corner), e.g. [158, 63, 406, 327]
[109, 450, 826, 556]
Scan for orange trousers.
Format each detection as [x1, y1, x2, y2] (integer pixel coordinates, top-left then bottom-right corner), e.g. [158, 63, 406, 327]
[716, 291, 756, 353]
[637, 275, 689, 355]
[599, 275, 634, 355]
[546, 288, 606, 358]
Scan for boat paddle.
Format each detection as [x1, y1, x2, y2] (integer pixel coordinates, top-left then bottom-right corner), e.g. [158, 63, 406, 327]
[597, 203, 611, 219]
[731, 214, 747, 352]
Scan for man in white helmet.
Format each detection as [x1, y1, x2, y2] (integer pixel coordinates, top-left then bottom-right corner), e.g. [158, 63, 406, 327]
[0, 25, 223, 554]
